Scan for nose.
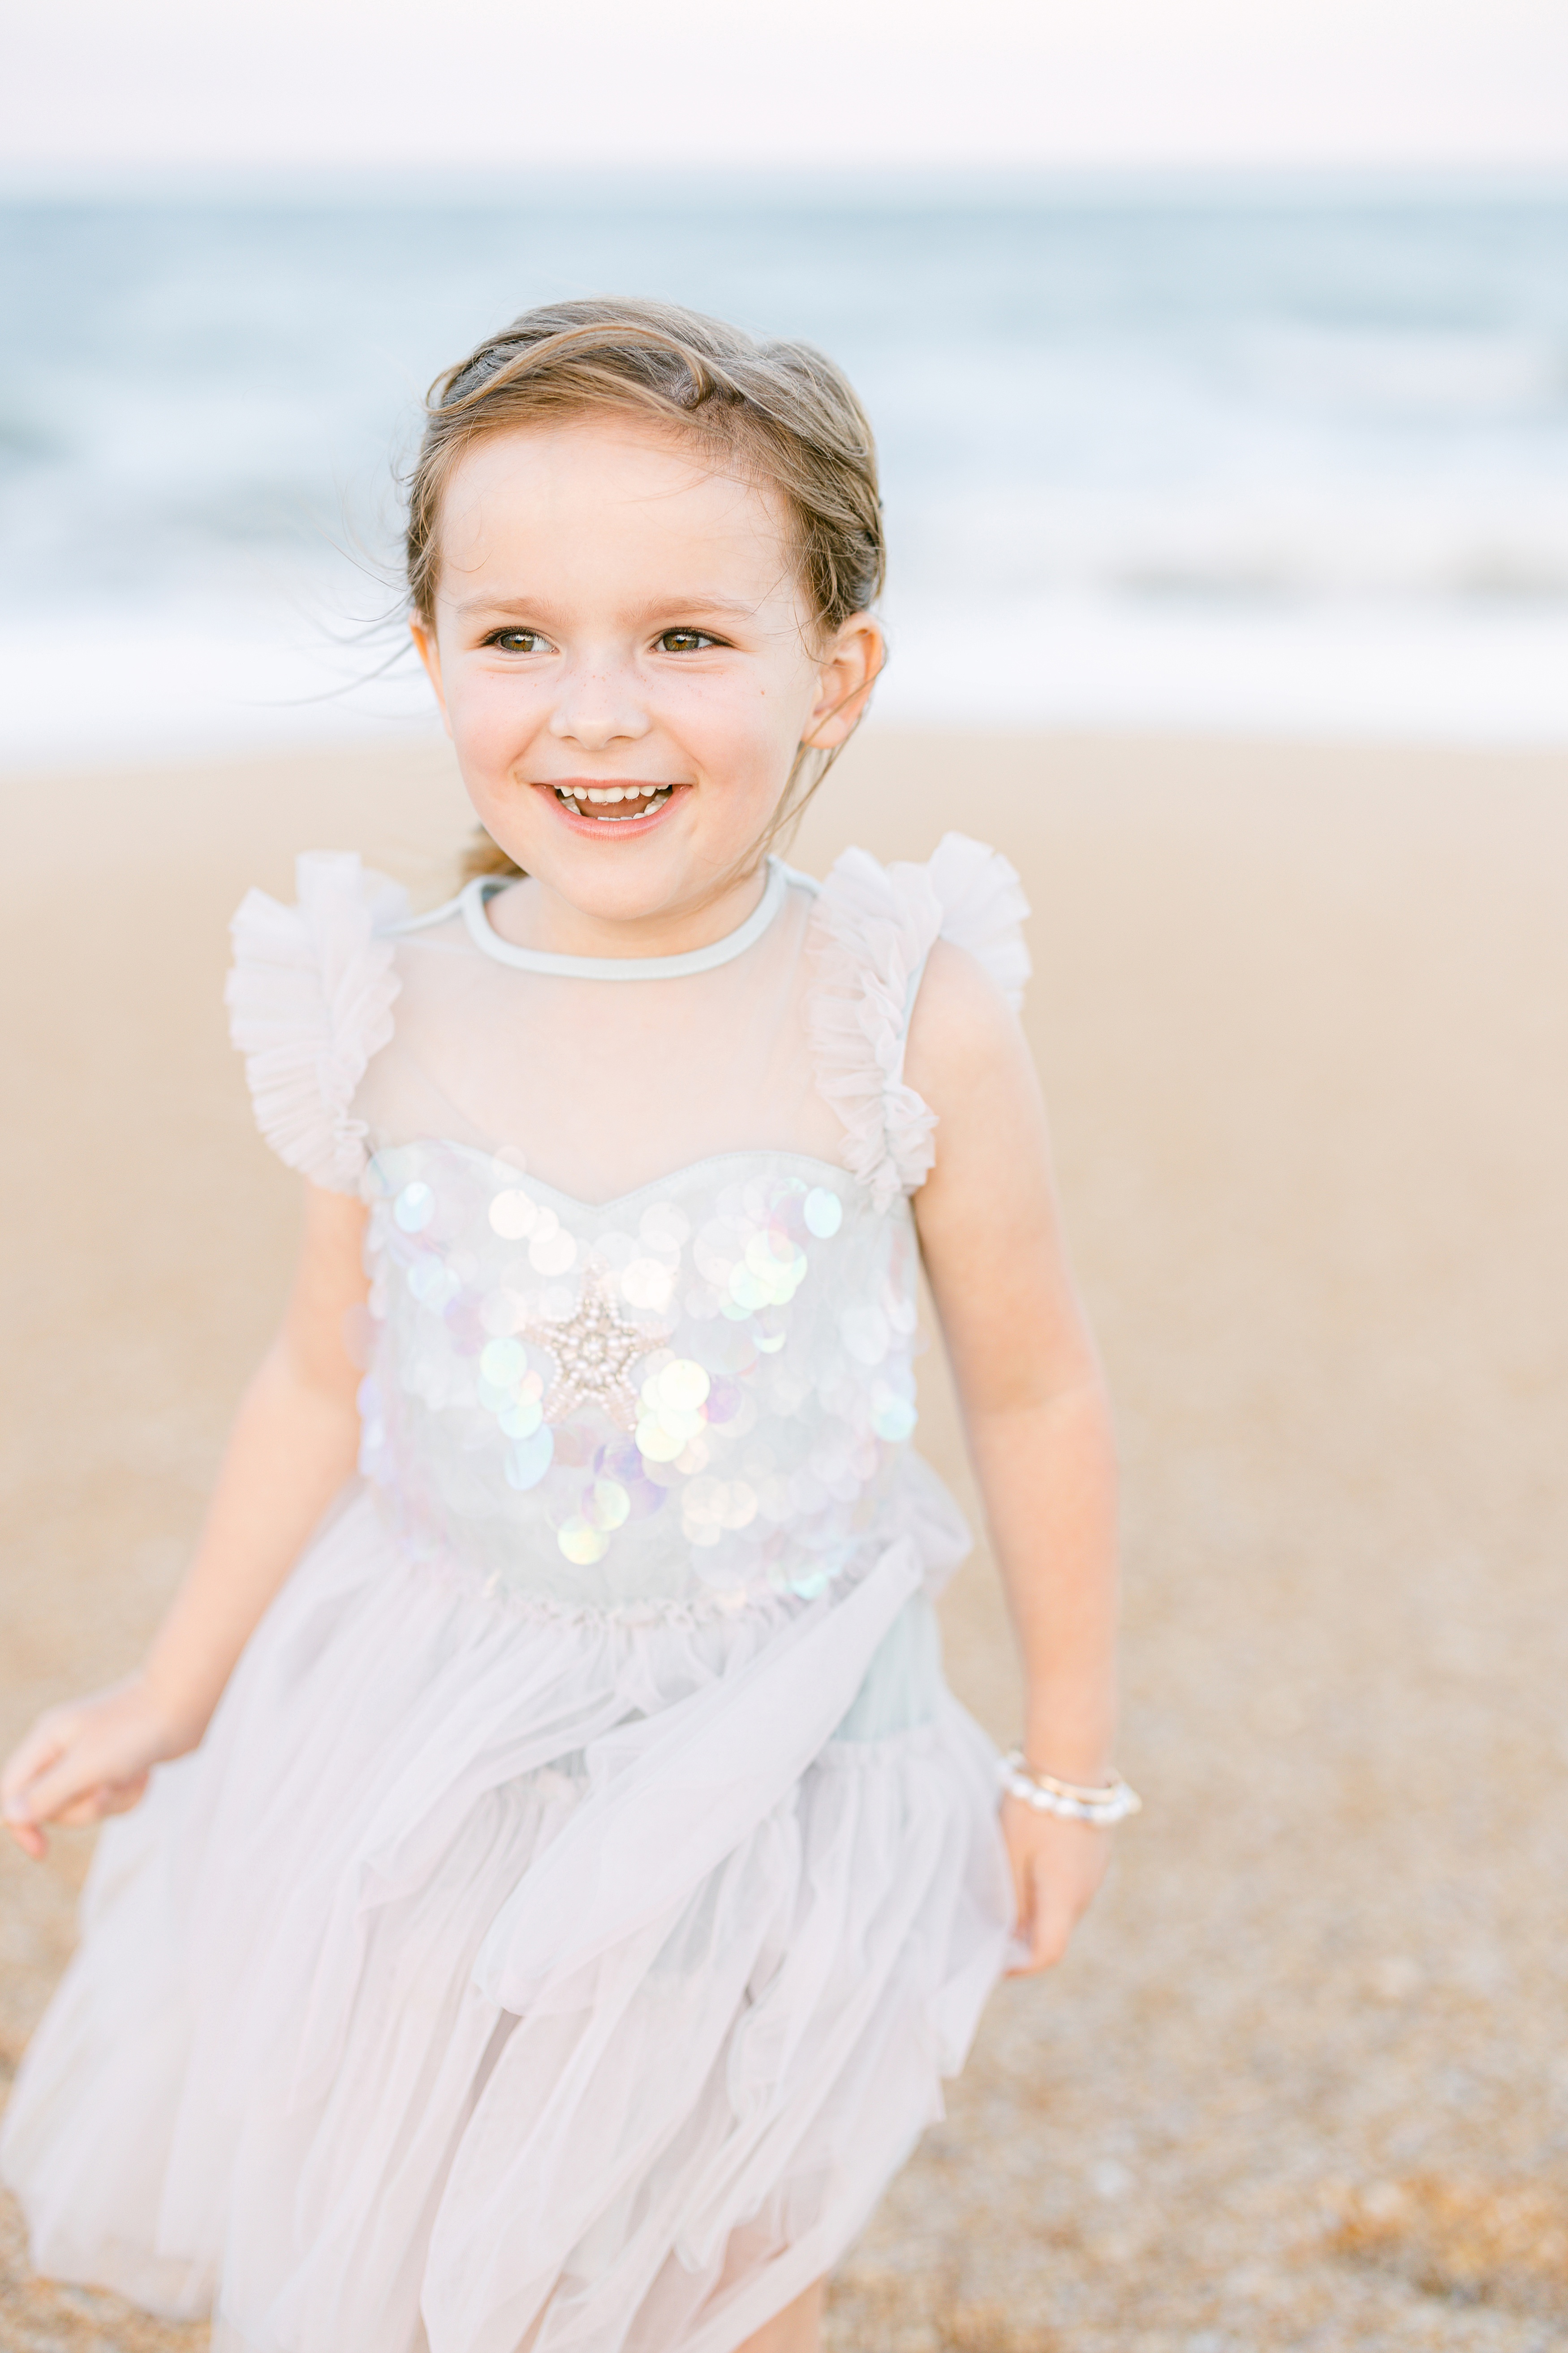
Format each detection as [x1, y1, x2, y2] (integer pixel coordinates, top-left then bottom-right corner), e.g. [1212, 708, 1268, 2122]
[547, 657, 650, 752]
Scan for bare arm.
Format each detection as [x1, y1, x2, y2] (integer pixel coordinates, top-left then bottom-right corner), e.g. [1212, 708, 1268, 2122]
[3, 1183, 369, 1857]
[908, 942, 1120, 1973]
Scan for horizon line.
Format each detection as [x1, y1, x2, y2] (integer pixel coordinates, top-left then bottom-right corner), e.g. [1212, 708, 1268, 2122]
[4, 160, 1568, 207]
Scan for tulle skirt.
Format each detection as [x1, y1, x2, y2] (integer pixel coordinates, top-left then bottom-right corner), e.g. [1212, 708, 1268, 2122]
[0, 1481, 1012, 2353]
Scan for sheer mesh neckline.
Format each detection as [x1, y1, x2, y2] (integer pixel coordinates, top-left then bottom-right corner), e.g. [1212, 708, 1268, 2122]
[454, 856, 802, 980]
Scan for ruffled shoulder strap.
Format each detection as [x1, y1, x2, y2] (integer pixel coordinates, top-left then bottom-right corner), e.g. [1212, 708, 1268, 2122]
[920, 832, 1031, 1014]
[805, 832, 1030, 1209]
[225, 851, 407, 1194]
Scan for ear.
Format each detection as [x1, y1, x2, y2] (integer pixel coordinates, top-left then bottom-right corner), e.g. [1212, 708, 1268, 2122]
[409, 618, 452, 738]
[801, 615, 885, 751]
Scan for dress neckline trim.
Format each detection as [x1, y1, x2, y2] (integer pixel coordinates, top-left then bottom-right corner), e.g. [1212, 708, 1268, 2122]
[456, 856, 794, 979]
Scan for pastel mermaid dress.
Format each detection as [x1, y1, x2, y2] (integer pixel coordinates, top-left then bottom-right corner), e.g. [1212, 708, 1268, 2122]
[0, 835, 1030, 2353]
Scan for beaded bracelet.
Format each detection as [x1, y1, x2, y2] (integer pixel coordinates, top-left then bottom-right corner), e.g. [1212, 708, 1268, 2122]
[998, 1749, 1142, 1826]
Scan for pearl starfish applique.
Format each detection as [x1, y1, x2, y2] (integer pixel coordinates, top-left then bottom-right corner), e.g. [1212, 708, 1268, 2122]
[526, 1272, 646, 1428]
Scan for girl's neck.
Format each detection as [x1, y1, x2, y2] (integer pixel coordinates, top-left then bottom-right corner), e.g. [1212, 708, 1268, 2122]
[481, 863, 771, 963]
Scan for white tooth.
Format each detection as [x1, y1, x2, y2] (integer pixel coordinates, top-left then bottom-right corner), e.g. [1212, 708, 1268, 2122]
[582, 787, 671, 822]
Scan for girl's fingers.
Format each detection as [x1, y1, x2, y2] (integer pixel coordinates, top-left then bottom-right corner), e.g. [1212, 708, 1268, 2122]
[1001, 1813, 1112, 1975]
[1027, 1874, 1075, 1972]
[4, 1768, 152, 1856]
[1008, 1833, 1034, 1947]
[2, 1689, 161, 1856]
[55, 1790, 116, 1828]
[1004, 1856, 1062, 1975]
[8, 1746, 120, 1831]
[1, 1721, 68, 1810]
[95, 1775, 150, 1819]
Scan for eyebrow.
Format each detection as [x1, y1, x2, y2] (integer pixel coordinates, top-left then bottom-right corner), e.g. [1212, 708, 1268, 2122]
[452, 592, 763, 622]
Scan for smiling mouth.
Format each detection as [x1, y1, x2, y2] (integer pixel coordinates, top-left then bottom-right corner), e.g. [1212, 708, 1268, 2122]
[551, 781, 676, 824]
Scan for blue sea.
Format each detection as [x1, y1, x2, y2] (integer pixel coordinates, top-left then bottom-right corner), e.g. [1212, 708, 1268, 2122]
[2, 177, 1566, 764]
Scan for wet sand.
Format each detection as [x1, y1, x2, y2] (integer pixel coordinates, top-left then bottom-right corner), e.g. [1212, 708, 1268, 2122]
[4, 726, 1568, 2352]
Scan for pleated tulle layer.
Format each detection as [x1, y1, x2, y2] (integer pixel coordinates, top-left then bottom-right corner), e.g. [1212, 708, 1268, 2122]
[1, 1485, 1012, 2353]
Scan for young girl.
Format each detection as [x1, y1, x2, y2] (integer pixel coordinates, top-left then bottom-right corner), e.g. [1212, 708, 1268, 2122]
[0, 299, 1129, 2353]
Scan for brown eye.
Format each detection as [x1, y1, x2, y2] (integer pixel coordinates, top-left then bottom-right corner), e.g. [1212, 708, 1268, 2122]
[658, 629, 716, 653]
[491, 630, 547, 654]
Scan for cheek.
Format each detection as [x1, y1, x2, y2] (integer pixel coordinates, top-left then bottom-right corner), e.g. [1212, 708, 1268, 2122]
[672, 672, 804, 778]
[444, 665, 549, 771]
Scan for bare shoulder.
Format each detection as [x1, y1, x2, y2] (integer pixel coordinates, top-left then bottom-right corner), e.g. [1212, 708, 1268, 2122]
[902, 936, 1034, 1120]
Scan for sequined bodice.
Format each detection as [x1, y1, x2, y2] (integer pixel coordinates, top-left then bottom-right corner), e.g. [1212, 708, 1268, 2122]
[227, 838, 1029, 1621]
[357, 1140, 923, 1620]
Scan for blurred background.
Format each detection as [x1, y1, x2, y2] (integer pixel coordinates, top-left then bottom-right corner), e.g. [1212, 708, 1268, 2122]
[3, 0, 1567, 764]
[5, 8, 1568, 2353]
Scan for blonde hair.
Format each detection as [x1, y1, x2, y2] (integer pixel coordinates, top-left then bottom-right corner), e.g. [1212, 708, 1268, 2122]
[405, 298, 885, 879]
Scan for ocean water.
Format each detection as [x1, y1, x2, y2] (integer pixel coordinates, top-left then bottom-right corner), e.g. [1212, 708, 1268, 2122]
[2, 179, 1566, 764]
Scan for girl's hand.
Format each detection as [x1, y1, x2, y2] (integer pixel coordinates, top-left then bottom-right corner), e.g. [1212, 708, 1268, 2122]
[1, 1675, 197, 1861]
[1002, 1795, 1111, 1975]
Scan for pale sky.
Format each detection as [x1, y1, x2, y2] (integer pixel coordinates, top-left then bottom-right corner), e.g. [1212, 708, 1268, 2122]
[6, 0, 1568, 177]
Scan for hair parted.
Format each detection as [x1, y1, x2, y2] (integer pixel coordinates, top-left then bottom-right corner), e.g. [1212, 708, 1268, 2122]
[405, 297, 886, 880]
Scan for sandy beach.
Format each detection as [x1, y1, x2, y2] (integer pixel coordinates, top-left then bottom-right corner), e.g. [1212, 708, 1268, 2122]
[4, 722, 1568, 2353]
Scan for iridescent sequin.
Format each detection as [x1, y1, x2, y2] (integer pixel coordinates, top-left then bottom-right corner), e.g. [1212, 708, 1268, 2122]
[505, 1424, 555, 1490]
[489, 1188, 536, 1240]
[499, 1396, 544, 1438]
[395, 1180, 435, 1233]
[804, 1187, 842, 1239]
[588, 1478, 632, 1531]
[557, 1515, 609, 1565]
[656, 1359, 710, 1412]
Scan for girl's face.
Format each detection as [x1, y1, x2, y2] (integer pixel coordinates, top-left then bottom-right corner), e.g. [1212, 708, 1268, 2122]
[411, 414, 882, 937]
